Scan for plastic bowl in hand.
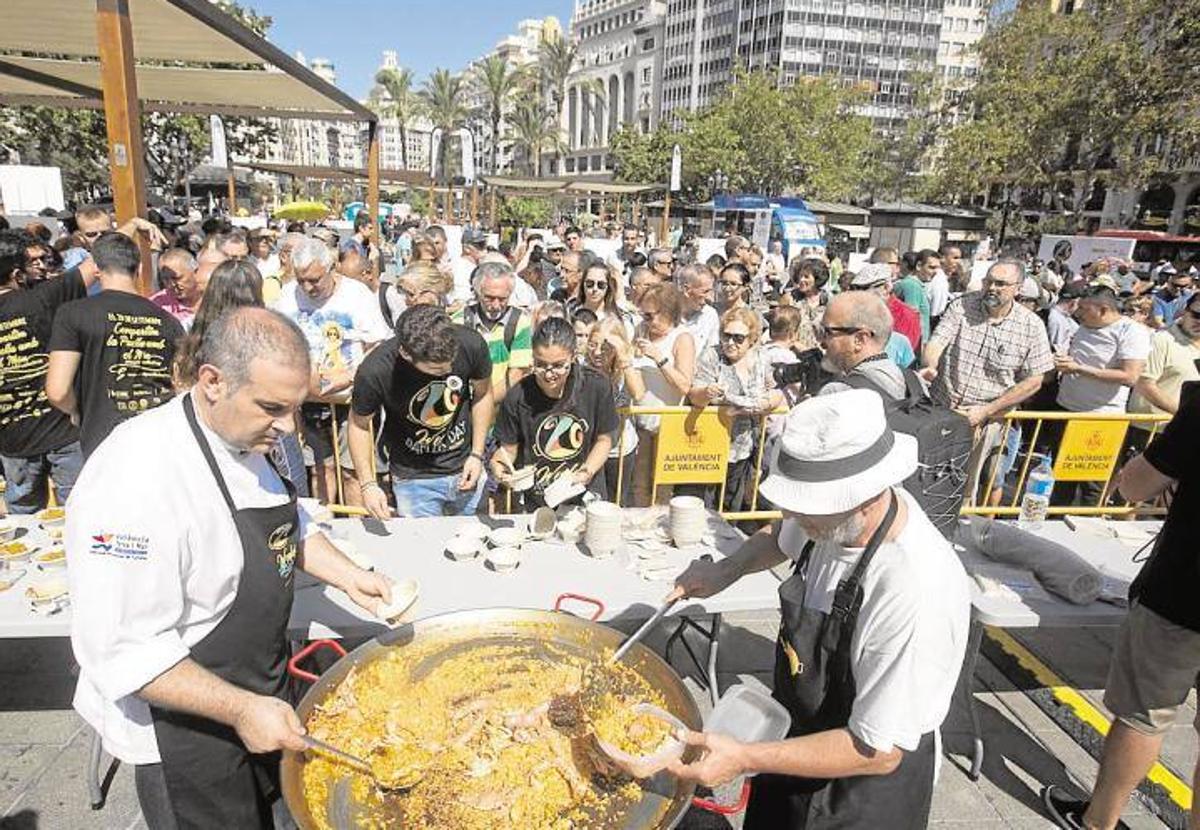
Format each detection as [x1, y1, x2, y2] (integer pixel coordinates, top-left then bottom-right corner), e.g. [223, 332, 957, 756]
[0, 522, 17, 543]
[508, 465, 536, 492]
[445, 535, 482, 561]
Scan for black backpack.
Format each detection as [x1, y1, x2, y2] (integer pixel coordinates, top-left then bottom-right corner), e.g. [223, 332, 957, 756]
[840, 367, 973, 539]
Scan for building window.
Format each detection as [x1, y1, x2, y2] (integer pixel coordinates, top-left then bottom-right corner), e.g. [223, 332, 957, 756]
[643, 37, 655, 50]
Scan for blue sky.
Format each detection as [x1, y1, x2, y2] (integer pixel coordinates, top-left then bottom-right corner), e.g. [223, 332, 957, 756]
[248, 0, 576, 100]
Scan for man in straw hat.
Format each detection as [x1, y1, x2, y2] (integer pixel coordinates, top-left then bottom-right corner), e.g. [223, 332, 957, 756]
[666, 388, 970, 828]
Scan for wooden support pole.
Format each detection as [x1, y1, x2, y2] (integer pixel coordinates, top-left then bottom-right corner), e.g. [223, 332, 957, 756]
[444, 187, 452, 222]
[488, 188, 497, 231]
[96, 0, 151, 295]
[366, 120, 380, 242]
[633, 198, 640, 228]
[470, 186, 478, 227]
[616, 194, 622, 225]
[226, 168, 236, 214]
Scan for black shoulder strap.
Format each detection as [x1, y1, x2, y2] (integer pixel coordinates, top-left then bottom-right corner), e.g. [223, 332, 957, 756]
[830, 490, 899, 621]
[502, 307, 520, 352]
[899, 367, 927, 406]
[378, 283, 391, 323]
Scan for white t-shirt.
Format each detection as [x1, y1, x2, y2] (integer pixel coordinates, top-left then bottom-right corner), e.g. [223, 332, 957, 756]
[1057, 316, 1151, 412]
[925, 271, 951, 318]
[1046, 305, 1079, 355]
[776, 488, 971, 753]
[67, 395, 318, 764]
[682, 304, 720, 355]
[511, 275, 538, 310]
[272, 276, 392, 382]
[451, 256, 476, 304]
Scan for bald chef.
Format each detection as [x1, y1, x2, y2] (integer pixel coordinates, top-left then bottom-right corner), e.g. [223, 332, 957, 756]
[67, 308, 395, 829]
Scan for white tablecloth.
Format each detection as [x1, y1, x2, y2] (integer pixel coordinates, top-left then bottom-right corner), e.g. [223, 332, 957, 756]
[0, 510, 784, 640]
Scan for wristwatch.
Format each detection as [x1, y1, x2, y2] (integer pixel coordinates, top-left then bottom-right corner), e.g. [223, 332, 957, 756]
[656, 356, 669, 368]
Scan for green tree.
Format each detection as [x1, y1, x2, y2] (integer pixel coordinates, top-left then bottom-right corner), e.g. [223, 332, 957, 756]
[930, 0, 1200, 228]
[611, 71, 876, 201]
[536, 36, 577, 174]
[499, 195, 554, 227]
[421, 68, 468, 185]
[508, 95, 564, 177]
[471, 55, 525, 175]
[372, 66, 420, 170]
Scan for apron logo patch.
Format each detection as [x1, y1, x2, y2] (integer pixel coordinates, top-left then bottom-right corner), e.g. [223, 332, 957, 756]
[268, 523, 297, 580]
[88, 532, 149, 560]
[782, 638, 803, 676]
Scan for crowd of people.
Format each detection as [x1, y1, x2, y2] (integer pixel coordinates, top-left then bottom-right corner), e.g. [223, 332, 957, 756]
[0, 205, 1196, 520]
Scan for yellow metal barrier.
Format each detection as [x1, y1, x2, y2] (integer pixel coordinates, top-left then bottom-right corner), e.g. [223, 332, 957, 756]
[963, 410, 1170, 518]
[304, 401, 1173, 524]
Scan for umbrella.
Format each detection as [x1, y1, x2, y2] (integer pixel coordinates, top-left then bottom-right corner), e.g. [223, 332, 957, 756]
[274, 201, 332, 222]
[343, 201, 394, 221]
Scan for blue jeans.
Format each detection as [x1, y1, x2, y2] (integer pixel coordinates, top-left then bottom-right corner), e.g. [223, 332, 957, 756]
[391, 470, 485, 518]
[1, 441, 84, 514]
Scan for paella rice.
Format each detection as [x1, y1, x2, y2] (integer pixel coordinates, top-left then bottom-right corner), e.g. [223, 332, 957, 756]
[300, 633, 673, 830]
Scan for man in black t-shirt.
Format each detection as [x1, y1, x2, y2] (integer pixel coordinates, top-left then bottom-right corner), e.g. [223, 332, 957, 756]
[348, 305, 493, 518]
[0, 231, 99, 512]
[1043, 388, 1200, 830]
[46, 233, 185, 459]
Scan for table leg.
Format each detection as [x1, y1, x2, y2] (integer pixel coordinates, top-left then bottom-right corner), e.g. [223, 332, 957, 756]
[664, 613, 723, 706]
[87, 726, 106, 809]
[960, 618, 985, 781]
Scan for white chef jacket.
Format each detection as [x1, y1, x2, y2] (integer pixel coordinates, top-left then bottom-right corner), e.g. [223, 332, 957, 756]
[67, 394, 317, 765]
[776, 489, 970, 754]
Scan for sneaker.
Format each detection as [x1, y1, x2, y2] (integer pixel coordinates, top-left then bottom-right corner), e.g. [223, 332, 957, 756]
[1041, 785, 1131, 830]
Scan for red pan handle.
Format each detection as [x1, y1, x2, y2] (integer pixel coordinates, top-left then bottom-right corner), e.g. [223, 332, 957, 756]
[691, 779, 752, 814]
[287, 639, 347, 684]
[553, 593, 606, 621]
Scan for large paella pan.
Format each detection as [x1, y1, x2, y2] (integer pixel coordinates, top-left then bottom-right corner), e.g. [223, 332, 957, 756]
[281, 599, 705, 830]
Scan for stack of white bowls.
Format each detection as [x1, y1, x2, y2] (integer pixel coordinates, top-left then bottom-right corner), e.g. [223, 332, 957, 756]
[584, 501, 623, 557]
[669, 496, 707, 547]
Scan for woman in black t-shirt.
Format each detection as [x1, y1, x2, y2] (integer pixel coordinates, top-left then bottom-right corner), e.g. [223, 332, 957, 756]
[492, 317, 619, 510]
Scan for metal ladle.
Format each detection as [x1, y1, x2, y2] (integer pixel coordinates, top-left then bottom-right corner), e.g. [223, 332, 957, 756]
[301, 735, 425, 790]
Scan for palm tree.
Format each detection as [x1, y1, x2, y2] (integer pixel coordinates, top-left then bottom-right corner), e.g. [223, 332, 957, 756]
[421, 68, 468, 184]
[472, 55, 524, 175]
[537, 37, 577, 174]
[509, 96, 565, 177]
[372, 67, 420, 170]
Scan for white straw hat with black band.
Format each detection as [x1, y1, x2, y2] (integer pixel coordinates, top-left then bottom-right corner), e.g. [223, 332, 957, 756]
[759, 389, 918, 515]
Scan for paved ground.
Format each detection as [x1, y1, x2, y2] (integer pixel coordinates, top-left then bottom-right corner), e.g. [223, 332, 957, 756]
[0, 611, 1191, 829]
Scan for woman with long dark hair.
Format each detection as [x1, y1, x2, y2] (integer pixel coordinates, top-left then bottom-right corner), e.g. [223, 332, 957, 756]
[491, 316, 619, 509]
[569, 262, 634, 337]
[174, 259, 309, 496]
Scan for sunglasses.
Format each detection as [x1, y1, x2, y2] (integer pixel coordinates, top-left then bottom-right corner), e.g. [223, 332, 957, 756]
[584, 280, 607, 290]
[818, 325, 865, 340]
[720, 331, 748, 345]
[81, 230, 106, 240]
[850, 281, 887, 292]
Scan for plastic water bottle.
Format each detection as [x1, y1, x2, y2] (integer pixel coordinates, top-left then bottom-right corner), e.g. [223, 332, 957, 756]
[1018, 454, 1054, 529]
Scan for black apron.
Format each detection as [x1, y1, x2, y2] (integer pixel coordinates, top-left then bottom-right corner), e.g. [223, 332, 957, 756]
[744, 492, 937, 829]
[148, 394, 300, 830]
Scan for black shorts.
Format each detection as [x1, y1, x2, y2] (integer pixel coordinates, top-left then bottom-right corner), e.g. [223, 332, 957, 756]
[300, 402, 352, 469]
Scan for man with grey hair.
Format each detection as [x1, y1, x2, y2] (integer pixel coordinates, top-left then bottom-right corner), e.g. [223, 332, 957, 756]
[453, 260, 533, 401]
[921, 258, 1054, 500]
[150, 247, 201, 328]
[67, 306, 396, 828]
[678, 262, 720, 354]
[819, 292, 907, 400]
[647, 247, 675, 281]
[271, 236, 391, 505]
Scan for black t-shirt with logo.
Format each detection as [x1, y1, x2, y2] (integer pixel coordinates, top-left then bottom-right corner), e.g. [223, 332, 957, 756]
[495, 365, 619, 501]
[47, 290, 185, 458]
[0, 270, 88, 458]
[351, 325, 491, 479]
[1133, 389, 1200, 631]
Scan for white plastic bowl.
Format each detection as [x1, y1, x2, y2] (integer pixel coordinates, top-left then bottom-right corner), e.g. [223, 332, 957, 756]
[445, 535, 482, 561]
[595, 703, 687, 779]
[455, 522, 492, 542]
[488, 526, 526, 548]
[0, 523, 17, 543]
[487, 545, 522, 572]
[508, 466, 536, 492]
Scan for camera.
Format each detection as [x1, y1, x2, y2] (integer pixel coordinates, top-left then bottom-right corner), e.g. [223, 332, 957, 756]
[772, 348, 829, 395]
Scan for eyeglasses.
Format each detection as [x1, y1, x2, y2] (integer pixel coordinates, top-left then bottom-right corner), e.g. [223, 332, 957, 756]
[983, 277, 1018, 289]
[720, 331, 749, 345]
[533, 360, 572, 376]
[80, 230, 105, 240]
[850, 281, 887, 292]
[718, 280, 745, 290]
[584, 280, 607, 290]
